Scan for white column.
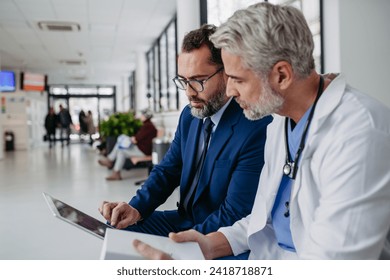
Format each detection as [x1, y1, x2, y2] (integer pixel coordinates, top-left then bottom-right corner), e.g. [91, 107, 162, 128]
[323, 0, 390, 107]
[322, 0, 341, 74]
[176, 0, 201, 52]
[135, 51, 148, 111]
[176, 0, 201, 110]
[119, 74, 129, 112]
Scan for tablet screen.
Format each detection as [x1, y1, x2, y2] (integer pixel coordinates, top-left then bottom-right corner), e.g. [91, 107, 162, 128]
[43, 192, 112, 239]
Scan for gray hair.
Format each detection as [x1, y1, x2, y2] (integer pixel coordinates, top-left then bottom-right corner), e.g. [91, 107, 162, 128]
[210, 2, 315, 79]
[140, 108, 153, 120]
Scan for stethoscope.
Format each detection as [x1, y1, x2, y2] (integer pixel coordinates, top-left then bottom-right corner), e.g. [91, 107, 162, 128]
[283, 75, 324, 180]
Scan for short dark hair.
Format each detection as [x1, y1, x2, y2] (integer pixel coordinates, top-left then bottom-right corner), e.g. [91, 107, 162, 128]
[181, 24, 223, 67]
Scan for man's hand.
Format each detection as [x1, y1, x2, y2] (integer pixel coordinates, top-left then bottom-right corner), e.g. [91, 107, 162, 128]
[170, 229, 221, 260]
[133, 229, 232, 260]
[98, 201, 141, 229]
[133, 239, 173, 260]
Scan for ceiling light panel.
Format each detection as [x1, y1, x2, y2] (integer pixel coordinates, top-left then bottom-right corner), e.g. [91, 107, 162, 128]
[38, 21, 81, 32]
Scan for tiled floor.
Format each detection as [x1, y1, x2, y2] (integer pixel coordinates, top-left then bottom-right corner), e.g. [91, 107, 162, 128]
[0, 142, 178, 260]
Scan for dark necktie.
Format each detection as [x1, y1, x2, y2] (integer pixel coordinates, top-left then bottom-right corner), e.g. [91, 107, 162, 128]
[183, 117, 214, 212]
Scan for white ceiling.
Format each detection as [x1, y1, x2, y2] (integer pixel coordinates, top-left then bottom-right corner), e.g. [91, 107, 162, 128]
[0, 0, 177, 85]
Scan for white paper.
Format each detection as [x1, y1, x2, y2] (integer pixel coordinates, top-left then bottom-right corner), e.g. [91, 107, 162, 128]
[100, 228, 205, 260]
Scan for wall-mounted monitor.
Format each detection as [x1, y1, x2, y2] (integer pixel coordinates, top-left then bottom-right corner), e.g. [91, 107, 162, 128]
[20, 72, 47, 91]
[0, 70, 16, 92]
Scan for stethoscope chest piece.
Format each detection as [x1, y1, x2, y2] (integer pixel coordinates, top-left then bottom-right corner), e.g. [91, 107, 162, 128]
[283, 162, 292, 176]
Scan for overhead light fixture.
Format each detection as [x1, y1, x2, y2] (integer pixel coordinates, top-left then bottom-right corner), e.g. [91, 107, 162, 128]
[60, 59, 86, 65]
[38, 21, 81, 32]
[69, 76, 87, 81]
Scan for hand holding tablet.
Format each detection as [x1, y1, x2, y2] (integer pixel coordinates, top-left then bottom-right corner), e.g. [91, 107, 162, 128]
[43, 192, 204, 260]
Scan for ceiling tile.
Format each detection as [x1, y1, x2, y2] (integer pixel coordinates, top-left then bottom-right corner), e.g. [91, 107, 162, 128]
[0, 0, 177, 84]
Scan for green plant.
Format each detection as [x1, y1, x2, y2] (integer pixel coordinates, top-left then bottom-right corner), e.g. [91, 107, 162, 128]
[99, 112, 142, 138]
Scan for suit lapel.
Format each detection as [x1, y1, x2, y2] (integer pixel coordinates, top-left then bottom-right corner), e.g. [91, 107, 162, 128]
[181, 118, 203, 194]
[192, 100, 241, 205]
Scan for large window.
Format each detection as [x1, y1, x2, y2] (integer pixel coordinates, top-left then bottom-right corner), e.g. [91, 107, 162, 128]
[205, 0, 259, 25]
[146, 17, 178, 113]
[48, 85, 116, 137]
[203, 0, 323, 73]
[271, 0, 322, 73]
[128, 70, 136, 110]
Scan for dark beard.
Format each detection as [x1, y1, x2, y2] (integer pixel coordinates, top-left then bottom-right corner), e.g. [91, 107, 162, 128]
[190, 84, 227, 119]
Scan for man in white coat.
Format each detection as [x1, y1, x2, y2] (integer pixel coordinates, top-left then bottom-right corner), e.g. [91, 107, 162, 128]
[133, 2, 390, 259]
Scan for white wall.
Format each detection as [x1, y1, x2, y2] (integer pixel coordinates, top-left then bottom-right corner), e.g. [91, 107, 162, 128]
[176, 0, 201, 111]
[323, 0, 390, 107]
[1, 93, 29, 150]
[25, 91, 47, 148]
[0, 69, 49, 150]
[135, 51, 149, 111]
[176, 0, 201, 51]
[0, 70, 30, 150]
[118, 74, 130, 112]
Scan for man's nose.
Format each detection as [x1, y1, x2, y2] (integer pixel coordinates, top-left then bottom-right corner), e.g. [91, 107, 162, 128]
[185, 86, 198, 97]
[226, 78, 238, 97]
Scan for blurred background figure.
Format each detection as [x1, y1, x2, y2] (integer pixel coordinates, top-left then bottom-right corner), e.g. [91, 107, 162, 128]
[58, 104, 73, 146]
[85, 110, 96, 146]
[78, 110, 88, 140]
[98, 108, 157, 180]
[44, 106, 58, 148]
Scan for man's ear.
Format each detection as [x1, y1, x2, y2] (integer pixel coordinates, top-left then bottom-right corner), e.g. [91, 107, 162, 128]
[269, 61, 293, 91]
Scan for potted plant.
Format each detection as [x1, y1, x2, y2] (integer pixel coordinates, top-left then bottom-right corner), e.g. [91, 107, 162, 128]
[99, 111, 142, 154]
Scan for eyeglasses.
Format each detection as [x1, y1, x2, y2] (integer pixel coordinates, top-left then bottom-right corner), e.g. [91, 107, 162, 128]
[172, 67, 224, 93]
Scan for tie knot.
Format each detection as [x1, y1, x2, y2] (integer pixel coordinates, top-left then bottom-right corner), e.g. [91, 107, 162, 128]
[203, 117, 213, 134]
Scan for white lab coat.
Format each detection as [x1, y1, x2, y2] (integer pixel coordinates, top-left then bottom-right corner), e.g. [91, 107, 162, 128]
[219, 74, 390, 259]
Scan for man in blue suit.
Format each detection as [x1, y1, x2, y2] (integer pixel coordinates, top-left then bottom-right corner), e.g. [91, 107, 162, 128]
[99, 24, 272, 236]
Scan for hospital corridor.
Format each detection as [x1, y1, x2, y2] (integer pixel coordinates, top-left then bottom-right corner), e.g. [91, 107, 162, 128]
[0, 143, 178, 259]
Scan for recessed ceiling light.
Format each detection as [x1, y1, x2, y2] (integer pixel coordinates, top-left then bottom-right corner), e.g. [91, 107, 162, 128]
[60, 59, 86, 65]
[38, 21, 81, 32]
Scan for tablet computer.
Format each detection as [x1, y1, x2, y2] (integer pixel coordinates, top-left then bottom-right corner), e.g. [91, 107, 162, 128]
[43, 192, 112, 240]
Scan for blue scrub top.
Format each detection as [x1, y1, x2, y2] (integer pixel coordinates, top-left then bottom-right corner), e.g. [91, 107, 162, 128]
[271, 106, 313, 252]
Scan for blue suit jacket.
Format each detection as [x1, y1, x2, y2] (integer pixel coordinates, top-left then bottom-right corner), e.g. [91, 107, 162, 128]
[130, 99, 272, 234]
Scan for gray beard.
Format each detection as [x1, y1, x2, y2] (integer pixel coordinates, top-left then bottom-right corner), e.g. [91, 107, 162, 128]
[242, 79, 284, 121]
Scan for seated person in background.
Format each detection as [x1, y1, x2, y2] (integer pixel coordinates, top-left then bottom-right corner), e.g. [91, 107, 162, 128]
[98, 24, 272, 259]
[133, 2, 390, 260]
[98, 108, 157, 181]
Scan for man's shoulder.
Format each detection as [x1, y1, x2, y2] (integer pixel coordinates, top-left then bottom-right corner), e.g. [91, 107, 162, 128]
[180, 105, 192, 117]
[178, 105, 196, 123]
[143, 119, 157, 128]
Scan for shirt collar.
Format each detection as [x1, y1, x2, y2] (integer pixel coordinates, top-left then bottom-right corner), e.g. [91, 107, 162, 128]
[206, 97, 233, 131]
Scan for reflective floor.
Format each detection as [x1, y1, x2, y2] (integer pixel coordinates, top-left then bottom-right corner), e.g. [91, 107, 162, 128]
[0, 142, 178, 260]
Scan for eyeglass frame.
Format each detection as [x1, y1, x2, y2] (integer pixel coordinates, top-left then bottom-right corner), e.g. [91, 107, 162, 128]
[172, 67, 224, 93]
